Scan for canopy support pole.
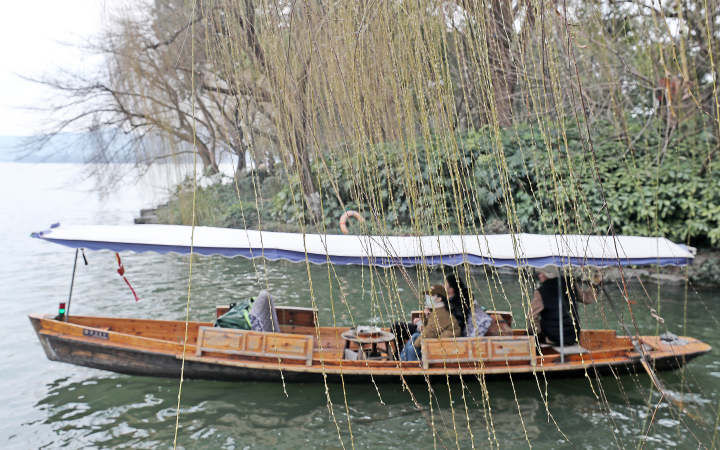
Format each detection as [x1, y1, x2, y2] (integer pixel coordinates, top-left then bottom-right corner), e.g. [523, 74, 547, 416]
[558, 277, 564, 363]
[65, 248, 79, 320]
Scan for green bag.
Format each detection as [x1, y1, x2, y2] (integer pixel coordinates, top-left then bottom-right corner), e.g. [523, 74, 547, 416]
[214, 299, 254, 329]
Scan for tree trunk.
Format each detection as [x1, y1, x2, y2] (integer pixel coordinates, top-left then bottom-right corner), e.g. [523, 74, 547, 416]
[235, 147, 246, 174]
[295, 127, 320, 221]
[488, 0, 516, 127]
[294, 59, 321, 221]
[196, 139, 219, 174]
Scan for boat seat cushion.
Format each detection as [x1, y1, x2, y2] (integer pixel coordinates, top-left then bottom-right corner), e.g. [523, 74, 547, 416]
[551, 344, 588, 355]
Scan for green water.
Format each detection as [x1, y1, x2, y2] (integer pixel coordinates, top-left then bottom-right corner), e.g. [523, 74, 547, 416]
[1, 163, 718, 449]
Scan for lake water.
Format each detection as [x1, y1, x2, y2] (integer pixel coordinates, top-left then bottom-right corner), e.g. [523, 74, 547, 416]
[1, 162, 718, 449]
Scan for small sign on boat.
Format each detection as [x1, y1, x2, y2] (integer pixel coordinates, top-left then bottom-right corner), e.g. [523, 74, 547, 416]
[83, 328, 109, 340]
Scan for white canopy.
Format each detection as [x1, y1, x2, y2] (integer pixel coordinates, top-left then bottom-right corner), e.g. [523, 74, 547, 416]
[31, 224, 694, 268]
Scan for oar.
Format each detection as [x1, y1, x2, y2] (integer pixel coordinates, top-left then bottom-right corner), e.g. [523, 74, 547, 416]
[599, 284, 700, 421]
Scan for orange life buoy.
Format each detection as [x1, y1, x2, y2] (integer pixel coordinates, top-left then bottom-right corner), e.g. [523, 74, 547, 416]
[339, 210, 364, 234]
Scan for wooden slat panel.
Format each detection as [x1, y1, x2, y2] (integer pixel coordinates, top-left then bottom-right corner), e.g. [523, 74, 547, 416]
[422, 335, 536, 368]
[266, 334, 311, 357]
[471, 340, 489, 359]
[196, 327, 314, 366]
[490, 338, 533, 361]
[424, 340, 472, 362]
[203, 330, 240, 349]
[245, 334, 264, 352]
[422, 337, 477, 369]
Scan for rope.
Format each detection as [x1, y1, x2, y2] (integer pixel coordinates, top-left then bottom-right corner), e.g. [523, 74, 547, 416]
[173, 0, 198, 446]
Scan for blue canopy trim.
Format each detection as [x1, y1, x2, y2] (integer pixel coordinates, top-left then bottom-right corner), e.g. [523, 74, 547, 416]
[36, 237, 693, 268]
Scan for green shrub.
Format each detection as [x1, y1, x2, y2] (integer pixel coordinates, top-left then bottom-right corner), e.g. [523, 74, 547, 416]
[269, 118, 719, 246]
[159, 118, 718, 249]
[690, 254, 720, 286]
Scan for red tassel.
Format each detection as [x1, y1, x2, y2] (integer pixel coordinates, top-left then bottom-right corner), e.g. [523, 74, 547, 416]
[115, 252, 140, 302]
[122, 276, 140, 302]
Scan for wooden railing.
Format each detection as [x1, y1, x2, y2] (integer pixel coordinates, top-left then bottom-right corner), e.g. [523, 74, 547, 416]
[421, 335, 536, 369]
[196, 326, 314, 366]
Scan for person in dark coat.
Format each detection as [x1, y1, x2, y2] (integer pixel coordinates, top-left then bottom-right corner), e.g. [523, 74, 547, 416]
[444, 273, 473, 336]
[530, 268, 599, 346]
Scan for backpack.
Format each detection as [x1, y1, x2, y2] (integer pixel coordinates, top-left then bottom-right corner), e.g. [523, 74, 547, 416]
[214, 299, 254, 330]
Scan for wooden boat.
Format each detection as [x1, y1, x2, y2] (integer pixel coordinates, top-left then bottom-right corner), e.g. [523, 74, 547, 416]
[29, 306, 709, 382]
[29, 224, 710, 382]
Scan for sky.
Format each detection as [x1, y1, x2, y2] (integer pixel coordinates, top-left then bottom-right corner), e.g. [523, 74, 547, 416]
[0, 1, 105, 136]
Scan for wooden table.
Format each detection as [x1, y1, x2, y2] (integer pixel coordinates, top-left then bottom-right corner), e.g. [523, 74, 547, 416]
[341, 329, 395, 360]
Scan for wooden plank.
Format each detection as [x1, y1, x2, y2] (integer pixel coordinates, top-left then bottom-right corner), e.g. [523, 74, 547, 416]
[471, 339, 490, 359]
[422, 337, 479, 369]
[67, 315, 210, 343]
[579, 329, 617, 350]
[215, 305, 231, 318]
[40, 316, 192, 355]
[204, 328, 240, 349]
[276, 306, 317, 327]
[246, 333, 264, 352]
[489, 336, 536, 365]
[422, 339, 473, 369]
[313, 349, 343, 361]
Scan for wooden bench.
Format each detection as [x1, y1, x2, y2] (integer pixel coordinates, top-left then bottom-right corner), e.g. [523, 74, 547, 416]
[196, 326, 314, 366]
[421, 335, 536, 369]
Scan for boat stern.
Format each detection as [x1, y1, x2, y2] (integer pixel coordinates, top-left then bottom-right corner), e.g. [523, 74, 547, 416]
[639, 334, 712, 370]
[28, 313, 63, 362]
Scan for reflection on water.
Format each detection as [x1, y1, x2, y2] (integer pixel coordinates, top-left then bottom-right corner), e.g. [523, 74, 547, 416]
[35, 375, 551, 448]
[31, 370, 713, 448]
[1, 163, 719, 448]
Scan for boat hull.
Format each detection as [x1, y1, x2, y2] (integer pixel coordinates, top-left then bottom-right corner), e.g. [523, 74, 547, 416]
[31, 314, 710, 383]
[36, 331, 705, 383]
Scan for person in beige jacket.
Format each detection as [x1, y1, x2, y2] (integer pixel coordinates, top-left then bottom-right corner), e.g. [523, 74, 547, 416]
[400, 285, 460, 361]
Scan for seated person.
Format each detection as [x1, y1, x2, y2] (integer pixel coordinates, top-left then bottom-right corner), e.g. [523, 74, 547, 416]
[444, 274, 472, 336]
[530, 268, 600, 346]
[465, 304, 493, 337]
[445, 273, 503, 337]
[458, 303, 514, 337]
[249, 290, 280, 332]
[485, 311, 513, 336]
[400, 285, 460, 361]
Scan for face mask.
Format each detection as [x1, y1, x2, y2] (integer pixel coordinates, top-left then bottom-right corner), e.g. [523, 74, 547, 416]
[424, 295, 435, 309]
